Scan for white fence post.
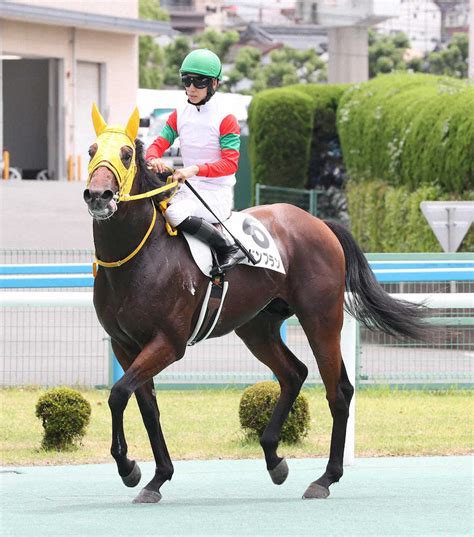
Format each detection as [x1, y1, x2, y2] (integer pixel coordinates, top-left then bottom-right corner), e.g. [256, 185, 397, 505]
[341, 313, 357, 466]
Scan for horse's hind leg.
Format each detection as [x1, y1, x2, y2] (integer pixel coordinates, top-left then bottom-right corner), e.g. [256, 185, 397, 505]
[298, 315, 354, 499]
[235, 310, 308, 485]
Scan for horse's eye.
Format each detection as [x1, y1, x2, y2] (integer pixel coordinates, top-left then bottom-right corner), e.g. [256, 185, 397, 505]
[123, 153, 131, 161]
[88, 144, 97, 158]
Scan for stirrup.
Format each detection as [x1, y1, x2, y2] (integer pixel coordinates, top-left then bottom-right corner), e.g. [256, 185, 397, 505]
[217, 248, 246, 273]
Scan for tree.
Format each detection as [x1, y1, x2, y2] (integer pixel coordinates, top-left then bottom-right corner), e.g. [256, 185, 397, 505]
[425, 33, 469, 78]
[222, 46, 262, 93]
[194, 28, 239, 61]
[368, 30, 408, 78]
[225, 45, 326, 94]
[163, 36, 192, 86]
[138, 0, 169, 88]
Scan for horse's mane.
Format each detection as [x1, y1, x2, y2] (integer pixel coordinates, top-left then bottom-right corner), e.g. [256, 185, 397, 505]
[135, 139, 176, 203]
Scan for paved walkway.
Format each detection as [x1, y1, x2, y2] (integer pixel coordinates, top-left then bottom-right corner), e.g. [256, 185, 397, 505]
[0, 181, 92, 250]
[1, 456, 472, 536]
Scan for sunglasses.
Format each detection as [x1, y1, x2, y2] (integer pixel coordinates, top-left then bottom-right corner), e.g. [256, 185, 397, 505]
[181, 75, 212, 89]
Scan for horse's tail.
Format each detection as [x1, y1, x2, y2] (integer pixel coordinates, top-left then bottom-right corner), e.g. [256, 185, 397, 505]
[325, 221, 434, 341]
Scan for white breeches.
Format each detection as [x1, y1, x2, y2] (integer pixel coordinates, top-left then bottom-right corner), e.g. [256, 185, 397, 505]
[165, 184, 233, 226]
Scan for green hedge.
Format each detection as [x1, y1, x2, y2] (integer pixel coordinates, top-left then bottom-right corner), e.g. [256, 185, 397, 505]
[248, 84, 348, 193]
[248, 88, 314, 189]
[346, 179, 474, 252]
[337, 73, 474, 193]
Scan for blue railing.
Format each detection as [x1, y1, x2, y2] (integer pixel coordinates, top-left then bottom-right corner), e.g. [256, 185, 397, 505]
[1, 259, 473, 288]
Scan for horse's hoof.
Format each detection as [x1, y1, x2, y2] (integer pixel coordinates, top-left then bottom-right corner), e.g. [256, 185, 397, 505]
[302, 483, 330, 499]
[132, 488, 162, 504]
[268, 458, 289, 485]
[121, 461, 141, 488]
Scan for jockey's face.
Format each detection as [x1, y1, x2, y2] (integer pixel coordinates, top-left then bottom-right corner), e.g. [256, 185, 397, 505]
[183, 76, 218, 104]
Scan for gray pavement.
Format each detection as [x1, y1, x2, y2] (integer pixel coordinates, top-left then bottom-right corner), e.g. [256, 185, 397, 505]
[1, 456, 472, 536]
[0, 180, 93, 250]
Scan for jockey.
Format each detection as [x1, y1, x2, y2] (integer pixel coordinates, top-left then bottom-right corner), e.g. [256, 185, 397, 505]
[146, 48, 245, 273]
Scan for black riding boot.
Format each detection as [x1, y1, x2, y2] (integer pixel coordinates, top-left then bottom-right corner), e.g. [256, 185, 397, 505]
[177, 216, 246, 272]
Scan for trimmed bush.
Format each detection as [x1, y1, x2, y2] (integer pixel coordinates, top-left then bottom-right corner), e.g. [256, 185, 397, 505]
[248, 84, 349, 193]
[248, 88, 314, 190]
[239, 381, 310, 444]
[346, 179, 474, 252]
[337, 73, 474, 193]
[35, 387, 91, 451]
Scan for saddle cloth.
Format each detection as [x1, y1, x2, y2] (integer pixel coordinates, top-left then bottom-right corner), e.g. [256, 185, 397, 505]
[182, 212, 286, 277]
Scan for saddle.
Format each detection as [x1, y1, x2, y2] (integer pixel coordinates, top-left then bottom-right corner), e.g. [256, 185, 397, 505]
[184, 212, 285, 346]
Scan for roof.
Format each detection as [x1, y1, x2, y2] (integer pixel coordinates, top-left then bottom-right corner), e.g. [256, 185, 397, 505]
[0, 1, 177, 36]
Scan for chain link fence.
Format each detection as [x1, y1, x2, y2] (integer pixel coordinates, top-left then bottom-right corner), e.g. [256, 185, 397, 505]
[1, 249, 472, 388]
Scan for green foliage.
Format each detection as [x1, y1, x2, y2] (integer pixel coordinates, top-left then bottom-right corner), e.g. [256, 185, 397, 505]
[248, 88, 314, 190]
[139, 36, 165, 89]
[138, 0, 169, 89]
[163, 36, 193, 86]
[337, 73, 474, 193]
[35, 387, 91, 451]
[224, 45, 326, 94]
[222, 46, 262, 92]
[346, 179, 474, 252]
[368, 30, 409, 78]
[139, 0, 168, 21]
[290, 84, 349, 186]
[248, 84, 347, 192]
[194, 28, 239, 61]
[239, 382, 310, 444]
[426, 34, 469, 79]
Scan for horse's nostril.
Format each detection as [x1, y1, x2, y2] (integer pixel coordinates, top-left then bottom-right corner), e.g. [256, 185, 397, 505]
[101, 190, 114, 203]
[83, 189, 92, 204]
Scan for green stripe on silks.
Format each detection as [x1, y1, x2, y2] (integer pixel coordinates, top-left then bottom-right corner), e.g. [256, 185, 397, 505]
[220, 133, 240, 151]
[161, 124, 178, 145]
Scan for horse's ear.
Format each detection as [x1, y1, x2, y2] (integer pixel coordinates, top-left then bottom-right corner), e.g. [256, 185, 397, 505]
[92, 103, 107, 136]
[125, 107, 140, 142]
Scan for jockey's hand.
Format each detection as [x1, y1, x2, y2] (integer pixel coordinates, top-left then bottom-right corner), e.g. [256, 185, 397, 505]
[146, 158, 168, 174]
[172, 165, 199, 183]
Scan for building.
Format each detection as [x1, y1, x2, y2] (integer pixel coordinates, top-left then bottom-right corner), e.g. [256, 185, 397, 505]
[1, 0, 174, 181]
[376, 0, 442, 53]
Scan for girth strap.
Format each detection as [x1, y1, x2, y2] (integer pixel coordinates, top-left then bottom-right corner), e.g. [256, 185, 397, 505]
[187, 275, 228, 346]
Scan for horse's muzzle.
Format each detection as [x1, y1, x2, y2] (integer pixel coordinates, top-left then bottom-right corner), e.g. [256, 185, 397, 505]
[83, 188, 117, 219]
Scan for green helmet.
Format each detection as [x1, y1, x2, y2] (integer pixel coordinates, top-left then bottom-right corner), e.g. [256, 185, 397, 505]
[180, 49, 222, 80]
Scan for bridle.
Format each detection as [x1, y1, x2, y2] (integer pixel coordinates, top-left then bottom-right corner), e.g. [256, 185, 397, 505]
[87, 104, 178, 270]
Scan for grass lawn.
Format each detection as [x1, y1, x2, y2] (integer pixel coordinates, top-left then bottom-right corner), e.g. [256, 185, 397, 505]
[0, 387, 472, 466]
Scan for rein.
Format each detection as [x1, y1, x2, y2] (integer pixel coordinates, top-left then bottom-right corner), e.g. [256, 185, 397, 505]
[94, 179, 178, 272]
[116, 179, 178, 202]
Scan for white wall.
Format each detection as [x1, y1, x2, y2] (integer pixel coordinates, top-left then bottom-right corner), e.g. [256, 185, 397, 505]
[2, 17, 138, 180]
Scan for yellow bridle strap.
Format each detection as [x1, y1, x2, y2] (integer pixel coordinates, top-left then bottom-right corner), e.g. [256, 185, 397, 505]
[118, 179, 179, 202]
[94, 201, 157, 269]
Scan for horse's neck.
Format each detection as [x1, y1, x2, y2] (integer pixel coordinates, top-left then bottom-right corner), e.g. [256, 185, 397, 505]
[93, 199, 164, 263]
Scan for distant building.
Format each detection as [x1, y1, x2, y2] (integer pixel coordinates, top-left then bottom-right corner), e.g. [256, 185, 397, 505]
[375, 0, 468, 53]
[1, 0, 174, 181]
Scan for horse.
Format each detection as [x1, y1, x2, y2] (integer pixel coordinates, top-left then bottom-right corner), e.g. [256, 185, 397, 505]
[84, 105, 433, 504]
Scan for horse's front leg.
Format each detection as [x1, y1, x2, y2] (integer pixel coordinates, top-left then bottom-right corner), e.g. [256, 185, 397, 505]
[132, 380, 174, 503]
[108, 335, 177, 503]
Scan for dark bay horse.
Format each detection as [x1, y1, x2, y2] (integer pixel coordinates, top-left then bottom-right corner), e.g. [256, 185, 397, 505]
[84, 106, 433, 504]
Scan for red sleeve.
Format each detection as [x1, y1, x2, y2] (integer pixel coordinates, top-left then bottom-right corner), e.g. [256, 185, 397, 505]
[145, 110, 178, 160]
[196, 114, 240, 178]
